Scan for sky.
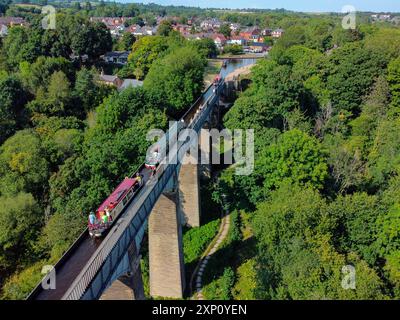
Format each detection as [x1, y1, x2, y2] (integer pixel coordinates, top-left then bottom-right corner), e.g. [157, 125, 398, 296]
[124, 0, 400, 13]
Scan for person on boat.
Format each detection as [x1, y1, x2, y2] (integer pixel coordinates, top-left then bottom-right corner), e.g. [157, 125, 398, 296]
[105, 207, 112, 222]
[153, 149, 160, 162]
[109, 202, 116, 210]
[89, 211, 96, 226]
[136, 172, 142, 184]
[101, 211, 108, 225]
[151, 149, 160, 175]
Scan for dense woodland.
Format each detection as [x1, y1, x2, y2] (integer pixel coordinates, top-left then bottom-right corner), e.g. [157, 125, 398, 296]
[0, 2, 212, 299]
[213, 20, 400, 300]
[0, 1, 399, 300]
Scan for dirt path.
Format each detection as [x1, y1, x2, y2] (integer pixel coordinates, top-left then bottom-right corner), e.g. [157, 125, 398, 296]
[190, 206, 231, 300]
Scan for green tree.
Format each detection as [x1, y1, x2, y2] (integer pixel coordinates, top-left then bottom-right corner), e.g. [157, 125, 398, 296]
[2, 26, 31, 69]
[156, 20, 173, 36]
[375, 204, 400, 295]
[47, 71, 71, 111]
[224, 59, 305, 130]
[387, 57, 400, 112]
[223, 44, 242, 55]
[0, 192, 41, 273]
[0, 76, 28, 144]
[252, 184, 387, 300]
[144, 46, 206, 116]
[256, 129, 328, 192]
[26, 70, 72, 117]
[326, 42, 387, 115]
[19, 56, 73, 96]
[0, 0, 11, 15]
[71, 21, 112, 60]
[327, 193, 383, 265]
[190, 38, 218, 58]
[367, 118, 400, 188]
[74, 68, 111, 113]
[118, 32, 136, 51]
[127, 36, 169, 79]
[219, 24, 232, 38]
[0, 130, 49, 197]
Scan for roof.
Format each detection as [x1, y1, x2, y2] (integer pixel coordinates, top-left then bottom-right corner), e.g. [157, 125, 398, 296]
[0, 17, 25, 25]
[99, 74, 119, 83]
[97, 178, 137, 212]
[119, 79, 144, 91]
[211, 33, 227, 41]
[230, 36, 246, 40]
[103, 51, 130, 61]
[249, 42, 268, 47]
[118, 52, 129, 59]
[104, 51, 123, 58]
[241, 26, 261, 34]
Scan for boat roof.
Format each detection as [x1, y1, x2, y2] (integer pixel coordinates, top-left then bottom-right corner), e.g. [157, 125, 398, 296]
[97, 178, 136, 212]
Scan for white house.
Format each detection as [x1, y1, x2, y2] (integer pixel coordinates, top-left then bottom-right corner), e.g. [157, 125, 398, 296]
[226, 36, 246, 46]
[271, 28, 284, 38]
[200, 18, 222, 31]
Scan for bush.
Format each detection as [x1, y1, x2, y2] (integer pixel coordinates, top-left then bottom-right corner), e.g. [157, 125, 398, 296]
[183, 219, 220, 264]
[223, 44, 243, 55]
[1, 260, 46, 300]
[203, 267, 235, 300]
[232, 259, 258, 299]
[228, 210, 242, 243]
[220, 267, 235, 300]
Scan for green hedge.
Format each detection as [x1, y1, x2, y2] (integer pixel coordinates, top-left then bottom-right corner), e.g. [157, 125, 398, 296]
[183, 219, 220, 265]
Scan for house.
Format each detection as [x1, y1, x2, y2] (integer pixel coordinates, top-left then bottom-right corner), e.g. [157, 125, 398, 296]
[229, 23, 241, 32]
[271, 28, 284, 38]
[90, 17, 133, 27]
[108, 25, 125, 37]
[90, 17, 135, 37]
[173, 24, 191, 35]
[240, 27, 261, 41]
[98, 72, 123, 87]
[247, 42, 270, 53]
[200, 18, 222, 31]
[226, 36, 247, 46]
[126, 24, 138, 33]
[70, 53, 89, 62]
[102, 51, 130, 65]
[0, 17, 27, 36]
[0, 17, 26, 27]
[115, 51, 129, 65]
[379, 14, 392, 21]
[392, 16, 400, 25]
[184, 32, 212, 41]
[132, 26, 157, 36]
[262, 28, 273, 36]
[210, 33, 227, 49]
[145, 26, 158, 35]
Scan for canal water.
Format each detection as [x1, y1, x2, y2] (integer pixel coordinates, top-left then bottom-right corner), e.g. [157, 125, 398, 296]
[219, 58, 258, 78]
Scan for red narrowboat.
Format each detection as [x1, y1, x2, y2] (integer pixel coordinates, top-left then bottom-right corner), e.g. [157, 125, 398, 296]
[88, 177, 143, 238]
